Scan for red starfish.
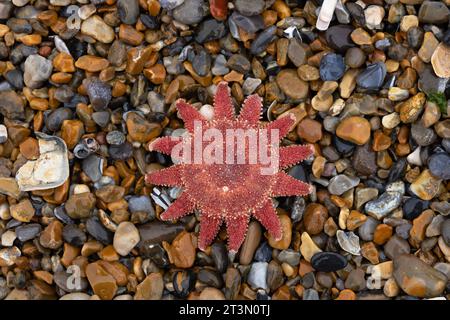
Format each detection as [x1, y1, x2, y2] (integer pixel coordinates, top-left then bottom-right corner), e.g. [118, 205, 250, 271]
[146, 82, 313, 253]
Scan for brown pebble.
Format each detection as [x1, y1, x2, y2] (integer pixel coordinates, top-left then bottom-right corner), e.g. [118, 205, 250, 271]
[86, 262, 117, 300]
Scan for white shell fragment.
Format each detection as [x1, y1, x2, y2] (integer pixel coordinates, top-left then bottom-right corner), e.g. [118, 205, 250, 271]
[16, 133, 69, 191]
[336, 230, 361, 255]
[316, 0, 338, 31]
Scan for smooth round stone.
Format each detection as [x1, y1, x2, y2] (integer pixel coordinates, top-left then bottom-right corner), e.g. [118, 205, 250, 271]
[105, 131, 125, 146]
[364, 5, 385, 29]
[277, 249, 301, 266]
[276, 69, 309, 100]
[428, 153, 450, 180]
[82, 78, 111, 111]
[140, 14, 159, 29]
[356, 62, 386, 90]
[0, 125, 7, 144]
[345, 47, 366, 68]
[230, 12, 264, 34]
[411, 122, 437, 146]
[4, 69, 24, 89]
[426, 215, 446, 237]
[384, 235, 410, 260]
[195, 19, 227, 43]
[365, 191, 402, 220]
[234, 0, 264, 16]
[336, 116, 371, 145]
[303, 203, 328, 235]
[211, 242, 228, 273]
[81, 16, 115, 43]
[239, 221, 261, 265]
[247, 262, 268, 290]
[352, 143, 377, 175]
[266, 261, 283, 291]
[109, 142, 133, 160]
[444, 30, 450, 46]
[435, 120, 450, 139]
[328, 174, 360, 195]
[128, 196, 155, 216]
[173, 270, 196, 298]
[62, 224, 86, 247]
[242, 77, 262, 95]
[393, 254, 447, 298]
[418, 66, 449, 94]
[173, 0, 207, 25]
[345, 268, 366, 291]
[441, 219, 450, 246]
[303, 289, 319, 300]
[199, 287, 225, 300]
[117, 0, 139, 25]
[254, 242, 272, 262]
[212, 54, 229, 75]
[325, 25, 355, 53]
[160, 0, 184, 10]
[59, 293, 91, 300]
[227, 54, 250, 74]
[358, 217, 380, 241]
[288, 39, 307, 67]
[198, 269, 223, 288]
[24, 54, 53, 89]
[92, 111, 110, 128]
[86, 217, 113, 245]
[320, 53, 345, 81]
[407, 27, 424, 50]
[311, 252, 348, 272]
[113, 222, 140, 256]
[388, 43, 408, 61]
[15, 223, 42, 242]
[250, 26, 277, 55]
[410, 169, 442, 201]
[82, 155, 103, 183]
[355, 188, 379, 210]
[334, 135, 355, 154]
[418, 1, 449, 24]
[434, 262, 450, 279]
[403, 198, 429, 220]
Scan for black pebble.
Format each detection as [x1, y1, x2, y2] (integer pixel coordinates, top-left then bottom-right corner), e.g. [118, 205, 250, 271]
[311, 252, 348, 272]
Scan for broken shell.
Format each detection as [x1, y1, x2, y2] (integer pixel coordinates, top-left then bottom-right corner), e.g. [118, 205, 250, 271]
[15, 133, 69, 191]
[266, 100, 278, 121]
[316, 0, 338, 31]
[98, 209, 118, 232]
[336, 230, 361, 255]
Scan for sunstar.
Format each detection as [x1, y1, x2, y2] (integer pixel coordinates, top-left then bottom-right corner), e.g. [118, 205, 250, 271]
[146, 82, 314, 253]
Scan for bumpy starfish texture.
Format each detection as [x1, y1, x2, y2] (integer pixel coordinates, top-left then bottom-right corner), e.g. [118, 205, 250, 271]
[146, 82, 314, 253]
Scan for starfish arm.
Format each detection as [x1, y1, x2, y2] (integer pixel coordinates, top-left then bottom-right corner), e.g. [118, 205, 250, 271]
[213, 81, 235, 120]
[252, 199, 282, 241]
[198, 215, 223, 251]
[145, 165, 184, 187]
[271, 172, 312, 197]
[148, 136, 182, 155]
[176, 99, 205, 133]
[225, 214, 250, 253]
[238, 94, 263, 125]
[266, 114, 295, 141]
[160, 192, 195, 221]
[279, 144, 314, 169]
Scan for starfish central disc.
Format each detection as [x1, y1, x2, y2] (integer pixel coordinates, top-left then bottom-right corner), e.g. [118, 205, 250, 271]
[182, 164, 275, 217]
